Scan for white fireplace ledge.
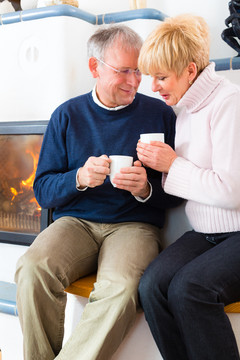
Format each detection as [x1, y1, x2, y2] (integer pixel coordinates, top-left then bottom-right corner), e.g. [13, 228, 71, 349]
[0, 281, 18, 316]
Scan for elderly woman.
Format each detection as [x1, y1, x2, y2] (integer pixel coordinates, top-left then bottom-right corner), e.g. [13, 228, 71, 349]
[137, 14, 240, 360]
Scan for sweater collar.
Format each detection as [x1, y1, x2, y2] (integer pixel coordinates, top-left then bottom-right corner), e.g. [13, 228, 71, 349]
[92, 85, 129, 111]
[176, 62, 223, 113]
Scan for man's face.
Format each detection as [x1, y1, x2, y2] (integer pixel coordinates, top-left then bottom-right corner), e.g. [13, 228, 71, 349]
[94, 42, 142, 108]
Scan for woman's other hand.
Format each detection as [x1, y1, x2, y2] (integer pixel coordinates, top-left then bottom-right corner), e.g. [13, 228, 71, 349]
[137, 140, 177, 173]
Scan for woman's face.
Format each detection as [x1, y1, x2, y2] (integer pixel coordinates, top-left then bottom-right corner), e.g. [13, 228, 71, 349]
[151, 67, 191, 106]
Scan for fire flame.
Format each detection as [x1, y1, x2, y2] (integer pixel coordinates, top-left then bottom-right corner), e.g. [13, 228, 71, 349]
[10, 187, 18, 201]
[22, 150, 38, 188]
[10, 149, 41, 212]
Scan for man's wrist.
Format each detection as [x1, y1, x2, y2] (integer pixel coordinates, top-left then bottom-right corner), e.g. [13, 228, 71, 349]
[76, 168, 88, 191]
[140, 183, 151, 199]
[135, 181, 152, 203]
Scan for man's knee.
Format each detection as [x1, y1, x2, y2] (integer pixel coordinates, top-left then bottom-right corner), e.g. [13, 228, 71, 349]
[15, 249, 55, 288]
[90, 277, 139, 308]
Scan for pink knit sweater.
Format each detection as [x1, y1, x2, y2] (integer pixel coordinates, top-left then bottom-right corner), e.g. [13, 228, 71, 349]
[164, 63, 240, 233]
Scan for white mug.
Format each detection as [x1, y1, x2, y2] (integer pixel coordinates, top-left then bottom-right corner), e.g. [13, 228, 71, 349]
[109, 155, 133, 187]
[140, 133, 165, 144]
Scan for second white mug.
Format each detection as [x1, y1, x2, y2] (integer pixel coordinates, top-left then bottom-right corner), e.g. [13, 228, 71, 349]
[140, 133, 165, 144]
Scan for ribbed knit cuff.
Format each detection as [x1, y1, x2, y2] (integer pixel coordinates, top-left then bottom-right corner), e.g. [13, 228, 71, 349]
[164, 157, 193, 199]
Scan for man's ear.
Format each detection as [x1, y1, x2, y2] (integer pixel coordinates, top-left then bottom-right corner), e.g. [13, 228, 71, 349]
[89, 57, 99, 78]
[188, 62, 198, 83]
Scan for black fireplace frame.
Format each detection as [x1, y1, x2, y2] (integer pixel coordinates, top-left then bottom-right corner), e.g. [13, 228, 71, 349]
[0, 120, 51, 246]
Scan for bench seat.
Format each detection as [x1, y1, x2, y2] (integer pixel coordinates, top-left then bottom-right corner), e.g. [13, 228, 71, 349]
[0, 277, 239, 317]
[65, 274, 97, 298]
[65, 274, 240, 314]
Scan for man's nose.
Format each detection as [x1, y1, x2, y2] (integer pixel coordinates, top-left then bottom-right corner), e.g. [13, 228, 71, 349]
[126, 72, 142, 86]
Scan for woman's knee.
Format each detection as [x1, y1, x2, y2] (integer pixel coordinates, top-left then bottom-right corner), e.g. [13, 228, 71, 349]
[138, 261, 166, 307]
[168, 269, 203, 314]
[138, 269, 153, 303]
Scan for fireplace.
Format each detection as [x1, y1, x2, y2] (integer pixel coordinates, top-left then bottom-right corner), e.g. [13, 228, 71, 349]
[0, 120, 51, 246]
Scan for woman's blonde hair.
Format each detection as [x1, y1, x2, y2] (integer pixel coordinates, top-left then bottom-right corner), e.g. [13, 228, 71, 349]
[138, 14, 210, 77]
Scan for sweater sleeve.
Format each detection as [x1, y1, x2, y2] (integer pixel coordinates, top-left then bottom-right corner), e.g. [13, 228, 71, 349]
[33, 114, 79, 209]
[164, 90, 240, 210]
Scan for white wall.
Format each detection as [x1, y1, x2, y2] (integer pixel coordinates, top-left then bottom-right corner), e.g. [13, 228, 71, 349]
[78, 0, 237, 60]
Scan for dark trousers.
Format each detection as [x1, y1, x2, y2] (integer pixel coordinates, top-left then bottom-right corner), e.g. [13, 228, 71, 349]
[138, 230, 240, 360]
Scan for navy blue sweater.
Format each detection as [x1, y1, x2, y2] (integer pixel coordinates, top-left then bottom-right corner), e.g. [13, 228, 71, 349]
[34, 92, 180, 228]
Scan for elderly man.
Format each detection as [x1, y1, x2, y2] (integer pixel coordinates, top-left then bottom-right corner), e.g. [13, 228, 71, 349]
[15, 24, 181, 360]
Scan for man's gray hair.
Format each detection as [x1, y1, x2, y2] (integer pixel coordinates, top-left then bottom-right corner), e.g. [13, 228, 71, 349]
[87, 24, 143, 60]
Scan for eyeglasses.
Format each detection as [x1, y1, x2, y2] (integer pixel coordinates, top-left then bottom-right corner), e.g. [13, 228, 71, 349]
[96, 57, 142, 77]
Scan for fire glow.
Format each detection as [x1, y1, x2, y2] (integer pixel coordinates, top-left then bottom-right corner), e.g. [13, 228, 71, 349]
[0, 131, 44, 235]
[9, 149, 41, 214]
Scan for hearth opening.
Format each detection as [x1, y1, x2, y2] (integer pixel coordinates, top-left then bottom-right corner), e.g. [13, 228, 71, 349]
[0, 121, 50, 246]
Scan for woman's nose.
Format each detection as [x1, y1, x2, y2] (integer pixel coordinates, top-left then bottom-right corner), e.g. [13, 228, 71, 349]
[152, 78, 161, 92]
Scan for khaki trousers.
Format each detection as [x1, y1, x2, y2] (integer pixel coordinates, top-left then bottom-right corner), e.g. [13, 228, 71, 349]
[15, 216, 162, 360]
